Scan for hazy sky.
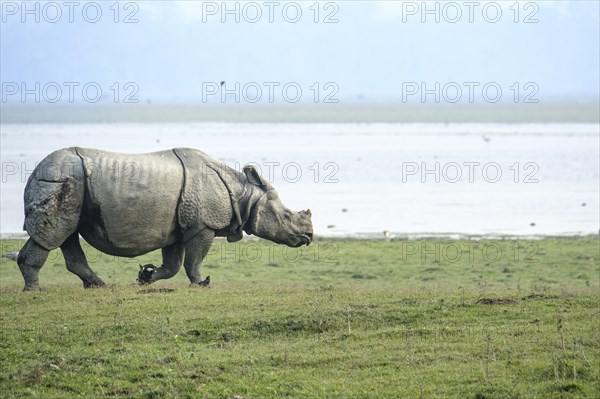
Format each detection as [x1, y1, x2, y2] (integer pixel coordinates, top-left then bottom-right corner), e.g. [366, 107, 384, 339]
[1, 1, 599, 104]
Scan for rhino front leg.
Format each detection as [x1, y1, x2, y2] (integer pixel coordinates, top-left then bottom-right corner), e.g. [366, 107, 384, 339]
[183, 229, 215, 285]
[17, 238, 49, 291]
[61, 233, 106, 288]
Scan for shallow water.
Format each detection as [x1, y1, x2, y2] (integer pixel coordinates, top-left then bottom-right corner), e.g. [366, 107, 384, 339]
[1, 123, 598, 237]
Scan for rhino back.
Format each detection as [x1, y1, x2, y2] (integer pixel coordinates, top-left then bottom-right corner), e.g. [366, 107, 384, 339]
[77, 148, 183, 254]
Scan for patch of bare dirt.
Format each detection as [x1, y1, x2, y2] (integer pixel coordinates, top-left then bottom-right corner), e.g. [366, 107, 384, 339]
[476, 298, 518, 305]
[139, 288, 176, 294]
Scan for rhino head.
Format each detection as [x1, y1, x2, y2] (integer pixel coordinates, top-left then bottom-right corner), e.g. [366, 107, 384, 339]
[243, 166, 313, 247]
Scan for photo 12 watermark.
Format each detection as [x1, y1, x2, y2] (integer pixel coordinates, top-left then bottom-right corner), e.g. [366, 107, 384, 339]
[199, 1, 340, 24]
[401, 162, 540, 183]
[398, 1, 540, 24]
[1, 81, 139, 104]
[1, 160, 139, 185]
[1, 159, 341, 185]
[401, 82, 540, 104]
[1, 1, 140, 24]
[398, 241, 539, 264]
[206, 241, 339, 264]
[202, 81, 339, 104]
[202, 161, 340, 184]
[0, 240, 340, 268]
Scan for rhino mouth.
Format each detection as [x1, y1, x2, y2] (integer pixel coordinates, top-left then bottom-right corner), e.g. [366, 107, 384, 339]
[286, 233, 311, 247]
[298, 232, 313, 247]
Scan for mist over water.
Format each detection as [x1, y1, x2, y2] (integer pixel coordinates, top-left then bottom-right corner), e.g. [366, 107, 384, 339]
[1, 123, 598, 237]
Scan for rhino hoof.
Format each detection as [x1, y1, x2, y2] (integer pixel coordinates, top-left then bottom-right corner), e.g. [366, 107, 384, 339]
[23, 284, 41, 292]
[191, 276, 210, 288]
[84, 280, 106, 289]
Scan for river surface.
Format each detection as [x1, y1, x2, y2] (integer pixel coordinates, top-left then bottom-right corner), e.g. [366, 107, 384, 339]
[1, 123, 598, 238]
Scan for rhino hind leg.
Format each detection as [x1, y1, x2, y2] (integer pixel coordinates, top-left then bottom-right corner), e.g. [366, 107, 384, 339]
[139, 242, 185, 285]
[61, 233, 106, 288]
[183, 229, 215, 285]
[24, 149, 84, 250]
[17, 238, 50, 291]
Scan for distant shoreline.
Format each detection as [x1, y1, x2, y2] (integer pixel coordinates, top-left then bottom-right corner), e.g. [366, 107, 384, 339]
[2, 102, 599, 124]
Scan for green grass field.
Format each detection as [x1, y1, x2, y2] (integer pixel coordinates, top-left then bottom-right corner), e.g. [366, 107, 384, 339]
[1, 238, 598, 398]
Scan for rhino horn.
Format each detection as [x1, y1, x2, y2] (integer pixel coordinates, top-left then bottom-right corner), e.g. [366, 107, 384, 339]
[300, 209, 312, 218]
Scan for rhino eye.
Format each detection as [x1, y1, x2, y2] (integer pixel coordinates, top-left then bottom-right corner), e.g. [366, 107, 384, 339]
[284, 211, 291, 220]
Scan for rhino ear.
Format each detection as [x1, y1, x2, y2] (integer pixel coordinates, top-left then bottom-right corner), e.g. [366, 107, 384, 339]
[243, 165, 271, 190]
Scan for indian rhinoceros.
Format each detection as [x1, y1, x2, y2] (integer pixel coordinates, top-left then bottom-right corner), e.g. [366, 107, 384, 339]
[16, 147, 313, 290]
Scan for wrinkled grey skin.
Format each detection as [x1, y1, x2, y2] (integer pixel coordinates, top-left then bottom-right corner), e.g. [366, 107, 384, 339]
[17, 147, 313, 291]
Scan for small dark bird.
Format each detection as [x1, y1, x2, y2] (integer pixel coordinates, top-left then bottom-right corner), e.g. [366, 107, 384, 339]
[137, 264, 157, 285]
[530, 222, 536, 227]
[200, 276, 210, 287]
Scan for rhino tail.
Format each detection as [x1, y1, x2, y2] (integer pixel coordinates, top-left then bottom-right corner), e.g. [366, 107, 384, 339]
[2, 252, 19, 262]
